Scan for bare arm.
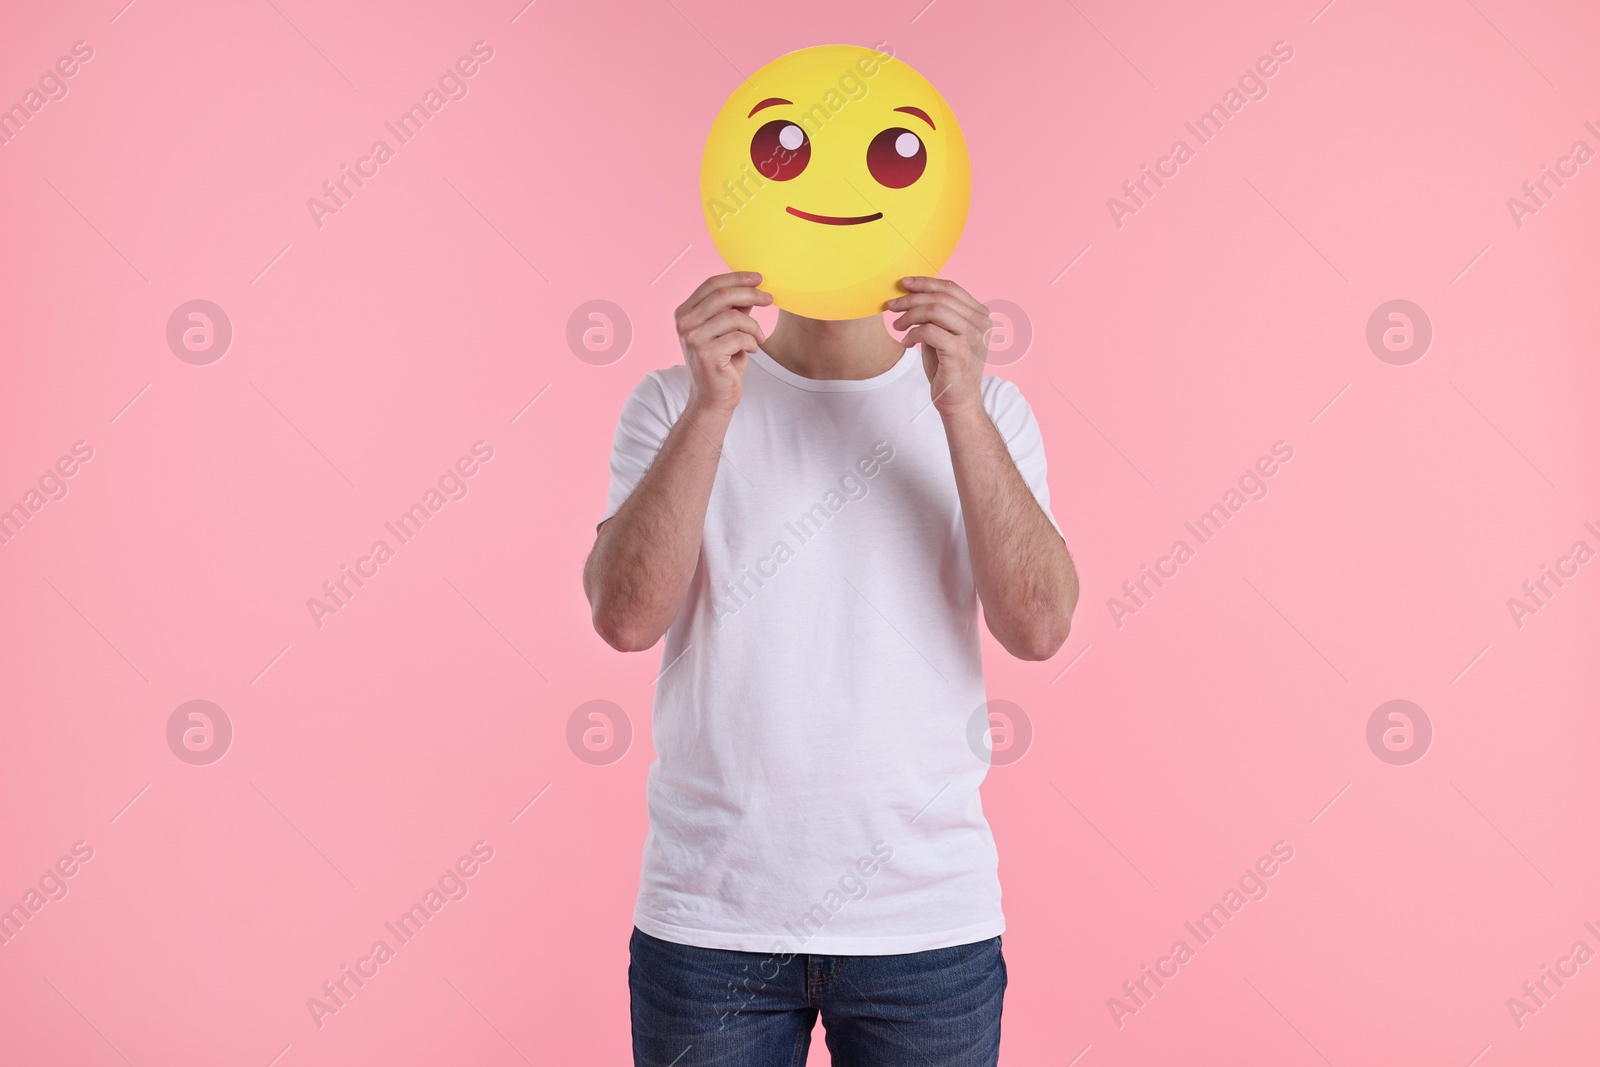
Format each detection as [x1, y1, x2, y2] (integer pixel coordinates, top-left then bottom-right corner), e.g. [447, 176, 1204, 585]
[889, 276, 1079, 660]
[583, 404, 733, 651]
[583, 272, 770, 652]
[941, 403, 1078, 660]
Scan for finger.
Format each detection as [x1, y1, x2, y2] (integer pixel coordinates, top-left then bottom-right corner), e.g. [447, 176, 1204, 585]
[889, 290, 985, 326]
[886, 292, 969, 307]
[890, 299, 978, 335]
[680, 272, 764, 313]
[887, 295, 984, 333]
[896, 276, 983, 313]
[705, 331, 759, 361]
[901, 323, 962, 352]
[891, 304, 971, 337]
[680, 287, 773, 330]
[687, 326, 762, 365]
[689, 308, 766, 347]
[678, 283, 771, 326]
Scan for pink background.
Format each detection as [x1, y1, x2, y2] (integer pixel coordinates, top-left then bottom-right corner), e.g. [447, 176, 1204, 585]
[2, 0, 1597, 1063]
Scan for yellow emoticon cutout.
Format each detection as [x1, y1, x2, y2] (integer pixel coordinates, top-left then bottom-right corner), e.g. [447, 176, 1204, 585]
[700, 45, 971, 320]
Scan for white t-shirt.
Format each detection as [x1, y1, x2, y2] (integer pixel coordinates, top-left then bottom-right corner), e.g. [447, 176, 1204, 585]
[602, 346, 1061, 955]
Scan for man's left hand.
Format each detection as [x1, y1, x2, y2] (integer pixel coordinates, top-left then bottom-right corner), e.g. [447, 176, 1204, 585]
[888, 277, 991, 418]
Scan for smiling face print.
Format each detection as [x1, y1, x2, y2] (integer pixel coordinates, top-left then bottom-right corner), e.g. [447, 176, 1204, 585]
[700, 46, 971, 320]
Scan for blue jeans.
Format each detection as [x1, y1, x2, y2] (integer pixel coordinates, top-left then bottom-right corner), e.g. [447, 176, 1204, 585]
[629, 927, 1006, 1066]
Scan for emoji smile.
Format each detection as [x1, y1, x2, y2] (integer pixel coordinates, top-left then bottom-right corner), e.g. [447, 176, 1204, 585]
[785, 207, 884, 226]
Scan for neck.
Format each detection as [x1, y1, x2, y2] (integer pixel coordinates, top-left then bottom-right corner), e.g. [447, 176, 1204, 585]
[759, 310, 906, 381]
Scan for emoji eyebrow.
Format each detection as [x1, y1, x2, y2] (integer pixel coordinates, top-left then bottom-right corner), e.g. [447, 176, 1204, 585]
[894, 106, 935, 130]
[748, 97, 793, 117]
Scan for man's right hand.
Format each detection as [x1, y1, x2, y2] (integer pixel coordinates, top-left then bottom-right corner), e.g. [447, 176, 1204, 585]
[584, 273, 771, 651]
[674, 272, 771, 416]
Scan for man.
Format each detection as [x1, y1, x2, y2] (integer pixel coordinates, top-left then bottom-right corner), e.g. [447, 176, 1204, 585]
[584, 271, 1078, 1065]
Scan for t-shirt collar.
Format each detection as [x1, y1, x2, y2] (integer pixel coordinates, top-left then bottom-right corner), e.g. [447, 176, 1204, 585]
[750, 346, 919, 392]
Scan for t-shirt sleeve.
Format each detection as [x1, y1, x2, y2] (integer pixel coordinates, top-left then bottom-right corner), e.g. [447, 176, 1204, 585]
[983, 376, 1063, 539]
[601, 371, 683, 525]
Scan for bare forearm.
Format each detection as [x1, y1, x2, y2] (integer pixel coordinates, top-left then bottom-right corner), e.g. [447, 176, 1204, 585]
[942, 405, 1078, 660]
[584, 404, 732, 651]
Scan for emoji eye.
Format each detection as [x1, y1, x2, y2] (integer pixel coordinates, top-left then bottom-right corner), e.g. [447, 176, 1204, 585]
[750, 120, 810, 181]
[866, 127, 926, 188]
